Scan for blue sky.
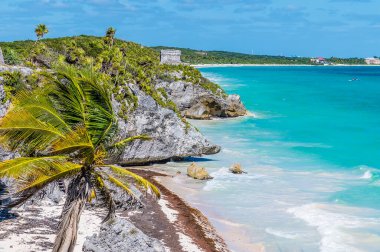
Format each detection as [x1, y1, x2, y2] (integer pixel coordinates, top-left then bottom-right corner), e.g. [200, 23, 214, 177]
[0, 0, 379, 57]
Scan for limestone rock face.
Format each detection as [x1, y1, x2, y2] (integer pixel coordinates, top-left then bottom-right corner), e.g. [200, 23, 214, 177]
[155, 79, 247, 120]
[0, 67, 221, 165]
[0, 78, 17, 161]
[112, 84, 220, 164]
[0, 65, 33, 76]
[229, 163, 245, 174]
[187, 162, 212, 180]
[0, 48, 4, 65]
[83, 217, 165, 252]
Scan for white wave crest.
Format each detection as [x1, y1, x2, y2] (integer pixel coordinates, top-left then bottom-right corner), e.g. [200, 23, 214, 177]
[265, 228, 300, 239]
[361, 170, 372, 179]
[287, 203, 380, 252]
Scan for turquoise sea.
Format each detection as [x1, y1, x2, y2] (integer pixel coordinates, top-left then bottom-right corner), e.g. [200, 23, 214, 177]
[161, 66, 380, 252]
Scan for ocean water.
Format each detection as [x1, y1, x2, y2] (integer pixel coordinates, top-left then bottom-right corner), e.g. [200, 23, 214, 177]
[165, 66, 380, 252]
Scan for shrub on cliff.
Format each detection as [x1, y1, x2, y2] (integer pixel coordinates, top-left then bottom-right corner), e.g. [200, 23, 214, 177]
[0, 64, 160, 252]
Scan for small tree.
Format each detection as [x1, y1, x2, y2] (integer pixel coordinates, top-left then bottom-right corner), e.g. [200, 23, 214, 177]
[105, 27, 116, 47]
[35, 24, 49, 41]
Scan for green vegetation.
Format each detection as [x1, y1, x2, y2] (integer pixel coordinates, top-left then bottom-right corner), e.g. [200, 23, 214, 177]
[152, 46, 366, 65]
[0, 64, 160, 252]
[0, 35, 223, 124]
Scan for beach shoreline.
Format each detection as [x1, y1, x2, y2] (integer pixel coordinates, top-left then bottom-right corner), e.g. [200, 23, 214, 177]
[136, 165, 266, 252]
[0, 169, 229, 252]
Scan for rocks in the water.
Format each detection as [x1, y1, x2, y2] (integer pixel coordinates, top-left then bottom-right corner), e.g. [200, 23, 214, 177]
[229, 163, 246, 174]
[155, 78, 247, 120]
[187, 162, 212, 180]
[83, 217, 165, 252]
[112, 84, 220, 164]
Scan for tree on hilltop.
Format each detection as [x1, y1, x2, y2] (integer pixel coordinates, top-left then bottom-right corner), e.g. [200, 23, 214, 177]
[35, 24, 49, 41]
[105, 27, 116, 47]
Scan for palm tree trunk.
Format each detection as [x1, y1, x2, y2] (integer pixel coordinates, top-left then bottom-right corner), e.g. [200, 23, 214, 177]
[53, 172, 90, 252]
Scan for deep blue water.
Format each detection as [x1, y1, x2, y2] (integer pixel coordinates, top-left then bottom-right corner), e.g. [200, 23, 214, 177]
[186, 66, 380, 251]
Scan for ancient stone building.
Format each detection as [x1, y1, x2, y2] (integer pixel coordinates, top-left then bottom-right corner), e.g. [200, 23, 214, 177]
[160, 49, 181, 64]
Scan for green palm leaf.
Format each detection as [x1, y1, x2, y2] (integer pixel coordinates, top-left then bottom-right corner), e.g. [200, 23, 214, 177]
[110, 135, 151, 149]
[0, 156, 68, 179]
[50, 126, 94, 155]
[17, 162, 81, 193]
[102, 165, 160, 198]
[13, 89, 70, 131]
[0, 109, 65, 153]
[107, 174, 138, 199]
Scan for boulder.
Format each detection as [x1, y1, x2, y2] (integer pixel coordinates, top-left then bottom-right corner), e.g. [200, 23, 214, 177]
[187, 162, 212, 180]
[83, 217, 165, 252]
[229, 163, 246, 174]
[112, 84, 220, 164]
[155, 78, 247, 120]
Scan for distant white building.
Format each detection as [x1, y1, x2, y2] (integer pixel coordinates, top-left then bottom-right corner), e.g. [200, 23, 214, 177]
[160, 49, 181, 64]
[365, 57, 380, 65]
[311, 57, 326, 65]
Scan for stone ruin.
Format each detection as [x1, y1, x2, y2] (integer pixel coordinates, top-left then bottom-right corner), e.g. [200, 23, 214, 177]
[0, 47, 4, 65]
[160, 49, 181, 65]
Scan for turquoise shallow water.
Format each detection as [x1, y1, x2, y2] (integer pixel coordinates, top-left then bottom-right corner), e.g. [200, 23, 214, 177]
[182, 66, 380, 251]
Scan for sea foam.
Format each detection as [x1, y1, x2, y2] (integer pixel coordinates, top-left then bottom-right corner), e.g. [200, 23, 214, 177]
[287, 203, 380, 252]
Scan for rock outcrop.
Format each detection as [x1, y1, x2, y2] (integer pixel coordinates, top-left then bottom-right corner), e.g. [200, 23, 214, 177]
[83, 217, 165, 252]
[112, 84, 220, 164]
[187, 162, 212, 180]
[0, 65, 33, 76]
[155, 78, 246, 119]
[229, 163, 246, 174]
[0, 48, 4, 65]
[0, 67, 220, 164]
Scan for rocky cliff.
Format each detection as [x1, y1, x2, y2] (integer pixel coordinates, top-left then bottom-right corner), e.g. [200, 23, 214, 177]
[155, 75, 246, 120]
[0, 65, 221, 164]
[112, 84, 220, 164]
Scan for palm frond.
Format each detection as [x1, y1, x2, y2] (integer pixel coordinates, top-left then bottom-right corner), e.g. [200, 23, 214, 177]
[49, 64, 87, 128]
[101, 165, 160, 198]
[93, 173, 115, 222]
[0, 109, 65, 153]
[12, 89, 70, 131]
[79, 68, 115, 145]
[17, 162, 81, 194]
[107, 174, 137, 198]
[0, 156, 68, 179]
[110, 135, 152, 149]
[50, 126, 94, 155]
[3, 161, 81, 208]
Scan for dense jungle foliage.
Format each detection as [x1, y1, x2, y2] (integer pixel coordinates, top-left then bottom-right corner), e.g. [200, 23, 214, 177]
[0, 36, 224, 126]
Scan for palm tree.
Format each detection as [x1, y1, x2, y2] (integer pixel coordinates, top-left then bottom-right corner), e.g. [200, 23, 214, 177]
[105, 27, 116, 47]
[0, 64, 160, 252]
[35, 24, 49, 41]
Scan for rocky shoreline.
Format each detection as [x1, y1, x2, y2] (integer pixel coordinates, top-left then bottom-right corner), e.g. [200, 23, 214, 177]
[0, 169, 229, 252]
[0, 60, 245, 251]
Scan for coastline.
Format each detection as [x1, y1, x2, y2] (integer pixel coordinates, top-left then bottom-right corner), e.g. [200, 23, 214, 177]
[191, 63, 376, 68]
[136, 165, 266, 252]
[0, 169, 229, 252]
